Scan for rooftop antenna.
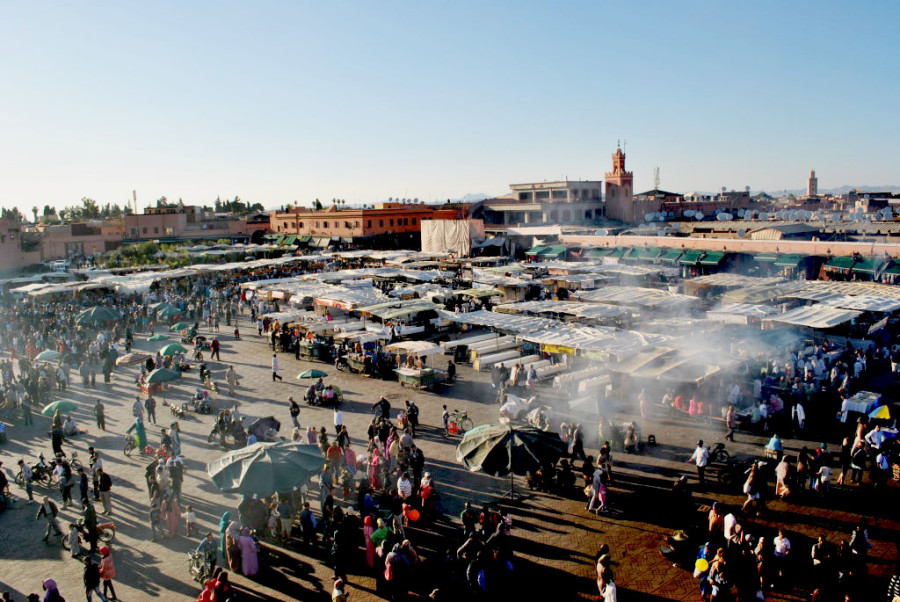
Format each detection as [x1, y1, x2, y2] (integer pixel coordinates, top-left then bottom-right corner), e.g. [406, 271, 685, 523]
[132, 190, 137, 214]
[653, 167, 660, 191]
[623, 139, 627, 154]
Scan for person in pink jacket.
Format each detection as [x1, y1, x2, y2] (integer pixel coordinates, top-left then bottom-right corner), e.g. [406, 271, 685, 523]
[98, 546, 117, 600]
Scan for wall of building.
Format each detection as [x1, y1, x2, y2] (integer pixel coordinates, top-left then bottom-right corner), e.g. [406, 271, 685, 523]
[124, 212, 249, 240]
[270, 205, 435, 238]
[0, 220, 41, 274]
[561, 233, 900, 258]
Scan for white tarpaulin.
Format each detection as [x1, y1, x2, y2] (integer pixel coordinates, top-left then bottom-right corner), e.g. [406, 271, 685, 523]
[521, 325, 666, 359]
[574, 285, 699, 311]
[764, 305, 861, 329]
[442, 309, 558, 334]
[820, 295, 900, 313]
[421, 220, 485, 257]
[706, 303, 780, 325]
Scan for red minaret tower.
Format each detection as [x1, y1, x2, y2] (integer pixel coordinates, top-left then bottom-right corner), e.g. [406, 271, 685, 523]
[605, 142, 634, 222]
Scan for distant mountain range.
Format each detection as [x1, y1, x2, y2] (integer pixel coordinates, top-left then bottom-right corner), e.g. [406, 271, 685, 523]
[690, 185, 900, 197]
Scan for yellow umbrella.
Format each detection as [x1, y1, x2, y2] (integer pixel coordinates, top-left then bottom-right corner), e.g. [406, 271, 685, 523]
[869, 405, 891, 420]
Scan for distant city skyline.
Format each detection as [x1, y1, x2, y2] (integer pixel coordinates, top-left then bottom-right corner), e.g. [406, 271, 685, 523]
[1, 1, 898, 212]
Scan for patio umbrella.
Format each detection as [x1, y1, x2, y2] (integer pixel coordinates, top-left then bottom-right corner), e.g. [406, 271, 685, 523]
[76, 306, 121, 326]
[157, 306, 182, 320]
[456, 424, 567, 498]
[42, 399, 78, 417]
[159, 343, 188, 356]
[297, 369, 328, 379]
[151, 302, 177, 312]
[34, 350, 61, 363]
[207, 441, 325, 497]
[246, 416, 282, 440]
[116, 352, 152, 367]
[170, 322, 191, 332]
[148, 334, 169, 341]
[869, 405, 891, 420]
[146, 368, 180, 384]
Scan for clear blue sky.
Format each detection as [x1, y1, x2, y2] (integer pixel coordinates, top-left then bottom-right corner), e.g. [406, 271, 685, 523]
[1, 1, 898, 212]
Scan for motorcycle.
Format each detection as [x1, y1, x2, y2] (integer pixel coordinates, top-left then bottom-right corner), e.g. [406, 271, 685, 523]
[334, 353, 349, 372]
[15, 453, 53, 487]
[61, 517, 117, 550]
[192, 390, 212, 414]
[207, 413, 247, 447]
[203, 375, 220, 394]
[188, 552, 213, 584]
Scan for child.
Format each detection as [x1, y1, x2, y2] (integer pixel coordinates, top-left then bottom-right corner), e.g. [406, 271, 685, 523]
[184, 505, 197, 536]
[68, 523, 82, 558]
[441, 405, 449, 436]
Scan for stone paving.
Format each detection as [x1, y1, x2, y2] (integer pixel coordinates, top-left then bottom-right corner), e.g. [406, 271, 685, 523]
[0, 314, 897, 601]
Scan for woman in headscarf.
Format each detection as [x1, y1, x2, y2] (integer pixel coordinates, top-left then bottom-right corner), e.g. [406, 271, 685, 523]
[363, 515, 376, 568]
[197, 578, 216, 602]
[161, 494, 181, 538]
[238, 528, 259, 577]
[218, 512, 231, 560]
[226, 520, 242, 571]
[369, 448, 382, 490]
[42, 578, 65, 602]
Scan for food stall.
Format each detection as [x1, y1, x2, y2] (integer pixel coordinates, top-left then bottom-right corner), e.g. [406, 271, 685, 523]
[386, 341, 449, 390]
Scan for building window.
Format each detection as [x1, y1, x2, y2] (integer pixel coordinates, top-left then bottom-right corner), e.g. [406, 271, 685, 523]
[412, 218, 417, 225]
[323, 221, 328, 228]
[390, 219, 394, 226]
[549, 210, 558, 221]
[518, 192, 532, 201]
[355, 221, 360, 227]
[131, 228, 137, 237]
[299, 222, 304, 228]
[153, 227, 159, 234]
[551, 190, 567, 199]
[379, 220, 384, 227]
[315, 222, 320, 228]
[562, 209, 571, 221]
[345, 221, 352, 229]
[367, 220, 372, 228]
[536, 191, 550, 200]
[142, 227, 147, 234]
[585, 210, 592, 219]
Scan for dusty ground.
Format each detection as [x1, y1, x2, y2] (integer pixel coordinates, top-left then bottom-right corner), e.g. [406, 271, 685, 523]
[0, 313, 896, 601]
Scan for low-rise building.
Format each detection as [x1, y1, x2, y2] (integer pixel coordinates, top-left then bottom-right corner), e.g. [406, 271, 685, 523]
[124, 205, 258, 243]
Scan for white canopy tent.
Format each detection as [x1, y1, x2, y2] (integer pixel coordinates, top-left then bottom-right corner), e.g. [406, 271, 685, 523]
[763, 305, 862, 329]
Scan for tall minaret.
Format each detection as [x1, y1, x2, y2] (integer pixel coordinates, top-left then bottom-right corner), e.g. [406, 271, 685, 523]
[605, 142, 634, 222]
[807, 170, 818, 197]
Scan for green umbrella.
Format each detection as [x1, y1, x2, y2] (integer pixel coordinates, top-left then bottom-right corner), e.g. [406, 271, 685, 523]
[42, 399, 78, 417]
[116, 352, 152, 367]
[76, 306, 121, 326]
[148, 334, 169, 341]
[159, 343, 188, 356]
[297, 369, 328, 379]
[456, 424, 567, 497]
[207, 441, 326, 496]
[157, 306, 182, 320]
[146, 368, 181, 384]
[151, 302, 177, 312]
[170, 322, 191, 332]
[34, 350, 61, 362]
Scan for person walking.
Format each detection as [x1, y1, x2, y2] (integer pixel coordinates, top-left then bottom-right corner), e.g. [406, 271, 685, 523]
[132, 396, 144, 421]
[226, 365, 238, 395]
[17, 459, 34, 502]
[36, 496, 62, 542]
[97, 468, 113, 515]
[725, 405, 736, 442]
[98, 546, 117, 601]
[272, 354, 282, 381]
[83, 557, 108, 602]
[94, 400, 105, 431]
[688, 440, 710, 486]
[289, 397, 301, 429]
[144, 396, 157, 426]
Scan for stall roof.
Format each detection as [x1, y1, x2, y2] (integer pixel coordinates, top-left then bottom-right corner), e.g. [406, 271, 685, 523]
[699, 251, 727, 266]
[851, 257, 886, 275]
[384, 341, 444, 357]
[538, 245, 567, 258]
[754, 253, 778, 263]
[626, 247, 661, 261]
[442, 309, 558, 334]
[687, 274, 785, 289]
[820, 295, 900, 313]
[825, 256, 856, 270]
[525, 245, 549, 256]
[774, 254, 804, 268]
[495, 300, 627, 320]
[608, 346, 730, 384]
[357, 299, 437, 320]
[520, 325, 666, 359]
[574, 285, 699, 311]
[455, 287, 501, 299]
[658, 249, 683, 264]
[706, 303, 780, 324]
[679, 250, 705, 265]
[764, 305, 861, 329]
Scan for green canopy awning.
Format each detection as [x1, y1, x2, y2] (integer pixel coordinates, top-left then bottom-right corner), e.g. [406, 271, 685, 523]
[275, 236, 287, 245]
[852, 257, 885, 274]
[883, 263, 900, 275]
[297, 236, 312, 243]
[679, 250, 705, 265]
[754, 253, 779, 263]
[774, 254, 804, 268]
[526, 245, 549, 256]
[538, 245, 567, 258]
[699, 251, 727, 265]
[263, 234, 279, 240]
[658, 249, 684, 264]
[825, 256, 856, 270]
[626, 247, 661, 261]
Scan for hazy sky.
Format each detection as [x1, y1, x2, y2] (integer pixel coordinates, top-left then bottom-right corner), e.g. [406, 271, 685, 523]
[2, 2, 898, 212]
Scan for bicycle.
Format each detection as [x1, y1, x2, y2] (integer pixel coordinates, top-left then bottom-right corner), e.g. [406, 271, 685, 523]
[448, 409, 474, 435]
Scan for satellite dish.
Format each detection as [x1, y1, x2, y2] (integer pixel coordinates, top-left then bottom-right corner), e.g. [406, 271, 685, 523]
[774, 211, 783, 220]
[715, 208, 723, 215]
[684, 209, 696, 217]
[596, 229, 609, 236]
[716, 213, 728, 221]
[737, 229, 747, 237]
[695, 212, 705, 221]
[657, 230, 666, 237]
[644, 213, 654, 222]
[737, 209, 746, 218]
[722, 213, 733, 221]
